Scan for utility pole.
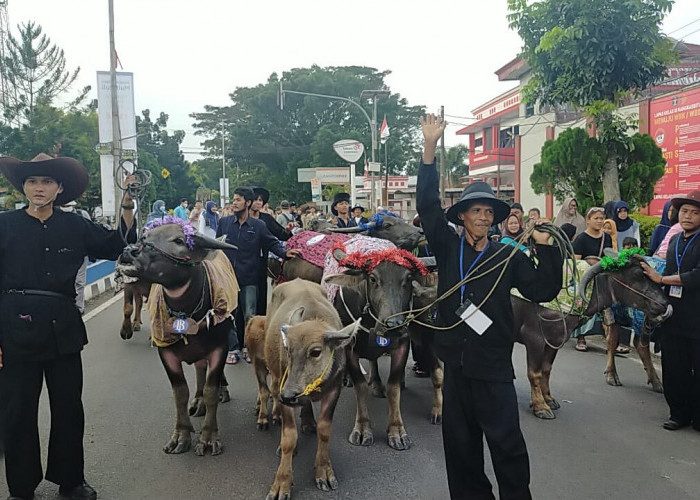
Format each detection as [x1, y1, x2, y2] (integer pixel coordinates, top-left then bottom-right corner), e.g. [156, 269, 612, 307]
[108, 0, 122, 220]
[221, 121, 227, 208]
[361, 90, 390, 209]
[439, 105, 446, 200]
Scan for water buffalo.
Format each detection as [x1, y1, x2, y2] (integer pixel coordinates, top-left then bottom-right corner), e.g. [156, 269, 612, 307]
[514, 254, 672, 419]
[117, 219, 239, 455]
[324, 245, 431, 451]
[247, 279, 359, 499]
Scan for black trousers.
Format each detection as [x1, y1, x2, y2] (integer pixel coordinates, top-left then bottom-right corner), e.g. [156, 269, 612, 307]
[442, 362, 531, 500]
[661, 333, 700, 425]
[0, 352, 85, 496]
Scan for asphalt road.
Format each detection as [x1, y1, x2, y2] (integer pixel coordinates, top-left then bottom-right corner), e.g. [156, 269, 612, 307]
[1, 293, 699, 499]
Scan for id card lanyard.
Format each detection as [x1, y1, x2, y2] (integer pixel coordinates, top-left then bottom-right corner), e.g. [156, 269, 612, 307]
[459, 236, 489, 304]
[675, 231, 700, 274]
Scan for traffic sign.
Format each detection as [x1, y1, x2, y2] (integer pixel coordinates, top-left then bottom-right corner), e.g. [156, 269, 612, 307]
[333, 140, 365, 163]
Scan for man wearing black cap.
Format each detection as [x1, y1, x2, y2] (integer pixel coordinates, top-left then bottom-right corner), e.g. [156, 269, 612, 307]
[331, 192, 356, 228]
[351, 203, 369, 226]
[417, 115, 562, 500]
[0, 153, 137, 500]
[642, 190, 700, 432]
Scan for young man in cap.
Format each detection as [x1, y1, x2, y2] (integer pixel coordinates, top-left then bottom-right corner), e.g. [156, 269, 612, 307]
[351, 203, 369, 226]
[217, 187, 300, 364]
[417, 115, 562, 500]
[0, 153, 137, 500]
[275, 200, 297, 229]
[642, 190, 700, 432]
[331, 192, 356, 228]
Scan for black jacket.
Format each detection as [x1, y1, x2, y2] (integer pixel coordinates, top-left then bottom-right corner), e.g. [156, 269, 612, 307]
[660, 231, 700, 338]
[417, 160, 562, 381]
[0, 209, 136, 360]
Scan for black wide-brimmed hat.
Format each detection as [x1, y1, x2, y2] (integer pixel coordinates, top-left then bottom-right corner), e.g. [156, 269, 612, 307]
[445, 181, 510, 225]
[252, 186, 270, 205]
[331, 192, 351, 216]
[671, 190, 700, 211]
[0, 153, 89, 206]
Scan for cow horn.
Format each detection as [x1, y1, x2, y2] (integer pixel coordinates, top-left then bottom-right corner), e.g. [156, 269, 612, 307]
[578, 261, 604, 299]
[332, 247, 347, 262]
[328, 226, 364, 233]
[365, 220, 378, 229]
[193, 233, 238, 251]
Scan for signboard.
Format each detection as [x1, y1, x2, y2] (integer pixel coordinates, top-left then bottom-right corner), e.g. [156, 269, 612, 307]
[649, 88, 700, 215]
[368, 161, 381, 173]
[310, 178, 321, 202]
[297, 167, 350, 184]
[97, 71, 137, 217]
[333, 139, 365, 163]
[219, 177, 230, 207]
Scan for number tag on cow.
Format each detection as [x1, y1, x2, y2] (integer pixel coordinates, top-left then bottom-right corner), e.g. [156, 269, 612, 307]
[166, 317, 199, 336]
[455, 300, 492, 335]
[669, 285, 683, 298]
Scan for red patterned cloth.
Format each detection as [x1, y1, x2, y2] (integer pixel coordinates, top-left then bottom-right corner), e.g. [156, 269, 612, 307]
[286, 231, 351, 269]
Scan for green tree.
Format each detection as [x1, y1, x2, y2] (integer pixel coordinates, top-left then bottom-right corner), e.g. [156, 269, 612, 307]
[531, 127, 665, 212]
[192, 66, 425, 205]
[507, 0, 676, 201]
[444, 144, 470, 187]
[1, 21, 89, 126]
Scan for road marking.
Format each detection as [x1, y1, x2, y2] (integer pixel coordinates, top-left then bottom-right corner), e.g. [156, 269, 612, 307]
[84, 292, 124, 323]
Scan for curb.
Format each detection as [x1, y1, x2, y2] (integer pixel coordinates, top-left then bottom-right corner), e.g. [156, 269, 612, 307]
[84, 272, 117, 302]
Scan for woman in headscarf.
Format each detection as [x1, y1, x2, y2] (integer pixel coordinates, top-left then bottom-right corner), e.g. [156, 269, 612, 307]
[500, 213, 529, 253]
[612, 201, 640, 250]
[649, 201, 674, 256]
[554, 197, 586, 237]
[146, 199, 166, 224]
[198, 200, 219, 238]
[602, 219, 618, 251]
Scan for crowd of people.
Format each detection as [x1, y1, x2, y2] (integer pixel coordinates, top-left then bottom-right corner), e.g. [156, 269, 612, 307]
[1, 115, 698, 499]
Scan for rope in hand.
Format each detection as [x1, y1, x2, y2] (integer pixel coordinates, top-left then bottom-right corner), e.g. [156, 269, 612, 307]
[380, 222, 580, 332]
[114, 158, 152, 242]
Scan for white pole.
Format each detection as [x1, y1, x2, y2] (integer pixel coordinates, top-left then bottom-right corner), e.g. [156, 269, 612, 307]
[221, 121, 226, 208]
[108, 0, 121, 220]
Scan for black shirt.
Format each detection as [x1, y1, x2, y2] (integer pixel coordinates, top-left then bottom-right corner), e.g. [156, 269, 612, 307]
[0, 208, 136, 359]
[660, 231, 700, 338]
[573, 232, 612, 258]
[258, 212, 290, 241]
[335, 216, 357, 228]
[417, 160, 563, 382]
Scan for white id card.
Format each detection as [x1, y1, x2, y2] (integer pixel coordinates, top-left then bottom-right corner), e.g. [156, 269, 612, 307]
[669, 285, 683, 298]
[456, 300, 493, 335]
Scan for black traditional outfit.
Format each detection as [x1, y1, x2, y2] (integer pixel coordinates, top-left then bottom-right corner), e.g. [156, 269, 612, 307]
[417, 159, 562, 500]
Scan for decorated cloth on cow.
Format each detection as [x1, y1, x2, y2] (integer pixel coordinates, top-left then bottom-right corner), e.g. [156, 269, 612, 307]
[285, 231, 351, 268]
[322, 235, 396, 302]
[148, 250, 240, 347]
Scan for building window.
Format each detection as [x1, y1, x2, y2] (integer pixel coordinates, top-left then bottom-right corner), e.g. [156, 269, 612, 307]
[499, 126, 519, 148]
[484, 128, 492, 151]
[474, 137, 483, 153]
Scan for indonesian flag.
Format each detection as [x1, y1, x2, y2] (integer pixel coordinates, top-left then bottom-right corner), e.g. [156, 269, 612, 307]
[380, 116, 390, 144]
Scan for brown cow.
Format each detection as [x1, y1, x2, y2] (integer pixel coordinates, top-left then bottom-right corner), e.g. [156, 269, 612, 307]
[248, 279, 359, 499]
[119, 277, 151, 340]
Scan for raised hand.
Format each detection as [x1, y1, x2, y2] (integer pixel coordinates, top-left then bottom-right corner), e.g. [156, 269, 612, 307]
[420, 114, 447, 147]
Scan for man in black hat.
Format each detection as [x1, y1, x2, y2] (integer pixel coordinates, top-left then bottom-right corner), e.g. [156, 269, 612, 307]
[0, 153, 137, 500]
[331, 192, 356, 228]
[416, 115, 562, 500]
[351, 203, 369, 226]
[642, 190, 700, 432]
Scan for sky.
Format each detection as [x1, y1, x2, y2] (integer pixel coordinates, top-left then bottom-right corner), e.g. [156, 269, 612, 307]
[6, 0, 700, 154]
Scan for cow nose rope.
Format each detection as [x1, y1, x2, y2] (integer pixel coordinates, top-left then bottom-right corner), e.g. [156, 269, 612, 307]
[278, 347, 337, 397]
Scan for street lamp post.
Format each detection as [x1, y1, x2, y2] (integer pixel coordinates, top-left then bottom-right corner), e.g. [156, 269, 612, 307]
[360, 90, 390, 209]
[279, 86, 389, 209]
[221, 121, 227, 208]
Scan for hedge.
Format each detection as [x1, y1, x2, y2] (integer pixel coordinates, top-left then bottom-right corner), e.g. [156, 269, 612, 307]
[630, 212, 660, 252]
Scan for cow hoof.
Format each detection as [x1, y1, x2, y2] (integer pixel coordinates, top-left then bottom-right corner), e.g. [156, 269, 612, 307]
[210, 440, 223, 456]
[315, 475, 338, 492]
[120, 326, 133, 340]
[133, 323, 141, 332]
[369, 383, 387, 398]
[533, 408, 556, 420]
[546, 399, 561, 411]
[271, 416, 281, 426]
[163, 437, 191, 454]
[301, 422, 317, 435]
[388, 433, 412, 451]
[343, 374, 354, 388]
[219, 389, 231, 403]
[605, 374, 622, 387]
[257, 421, 269, 431]
[650, 380, 664, 393]
[266, 485, 291, 500]
[188, 399, 206, 417]
[348, 428, 374, 447]
[429, 412, 442, 425]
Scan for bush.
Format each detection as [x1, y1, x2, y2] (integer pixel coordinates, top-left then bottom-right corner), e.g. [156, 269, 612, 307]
[630, 212, 660, 252]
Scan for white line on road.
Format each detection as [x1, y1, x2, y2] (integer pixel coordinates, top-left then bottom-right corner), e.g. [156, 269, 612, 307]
[83, 292, 124, 323]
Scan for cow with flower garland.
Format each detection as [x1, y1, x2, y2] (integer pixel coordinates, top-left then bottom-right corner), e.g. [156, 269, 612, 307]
[117, 216, 240, 455]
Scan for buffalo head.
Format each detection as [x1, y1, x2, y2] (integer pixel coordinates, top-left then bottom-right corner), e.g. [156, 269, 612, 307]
[579, 252, 672, 323]
[328, 215, 425, 251]
[278, 307, 360, 406]
[118, 221, 236, 289]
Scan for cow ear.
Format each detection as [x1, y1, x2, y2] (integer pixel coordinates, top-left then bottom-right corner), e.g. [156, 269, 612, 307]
[412, 281, 437, 308]
[412, 271, 437, 288]
[324, 319, 361, 349]
[323, 269, 365, 289]
[193, 232, 238, 251]
[289, 306, 305, 325]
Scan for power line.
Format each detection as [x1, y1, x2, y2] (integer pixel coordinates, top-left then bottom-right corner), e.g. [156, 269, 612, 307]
[679, 25, 700, 39]
[667, 17, 700, 35]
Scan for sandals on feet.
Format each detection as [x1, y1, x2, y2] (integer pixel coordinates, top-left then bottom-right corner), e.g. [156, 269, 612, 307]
[575, 341, 588, 352]
[226, 351, 240, 365]
[615, 346, 631, 355]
